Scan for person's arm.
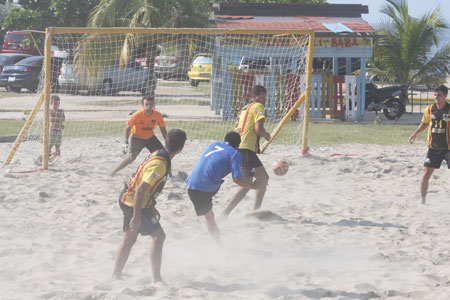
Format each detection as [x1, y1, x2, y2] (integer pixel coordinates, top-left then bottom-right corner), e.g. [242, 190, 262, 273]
[233, 176, 264, 190]
[159, 126, 167, 141]
[124, 126, 132, 142]
[129, 181, 151, 231]
[409, 122, 428, 144]
[255, 119, 270, 141]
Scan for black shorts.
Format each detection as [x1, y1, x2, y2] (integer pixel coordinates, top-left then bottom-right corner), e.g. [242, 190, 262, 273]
[118, 196, 161, 235]
[188, 189, 219, 216]
[238, 149, 263, 177]
[424, 149, 450, 169]
[129, 136, 163, 156]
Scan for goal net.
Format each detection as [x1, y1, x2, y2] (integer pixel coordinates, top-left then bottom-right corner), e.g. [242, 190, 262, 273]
[3, 28, 313, 170]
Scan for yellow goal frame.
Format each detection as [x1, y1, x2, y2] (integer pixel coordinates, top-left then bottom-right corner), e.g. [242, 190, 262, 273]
[3, 27, 314, 169]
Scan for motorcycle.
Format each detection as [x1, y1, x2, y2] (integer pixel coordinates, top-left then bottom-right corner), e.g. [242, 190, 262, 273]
[365, 83, 408, 120]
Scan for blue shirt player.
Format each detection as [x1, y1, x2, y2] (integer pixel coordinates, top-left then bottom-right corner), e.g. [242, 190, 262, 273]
[187, 131, 261, 245]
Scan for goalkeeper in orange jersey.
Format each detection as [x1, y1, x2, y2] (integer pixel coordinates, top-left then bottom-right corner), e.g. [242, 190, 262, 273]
[112, 129, 186, 283]
[111, 95, 167, 176]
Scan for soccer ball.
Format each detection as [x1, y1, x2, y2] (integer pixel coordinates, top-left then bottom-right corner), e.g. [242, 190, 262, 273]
[272, 159, 289, 176]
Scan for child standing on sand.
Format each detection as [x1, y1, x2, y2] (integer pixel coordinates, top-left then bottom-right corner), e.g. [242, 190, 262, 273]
[49, 95, 65, 156]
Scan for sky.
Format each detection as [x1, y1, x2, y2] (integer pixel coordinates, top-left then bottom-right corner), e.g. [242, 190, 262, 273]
[327, 0, 449, 26]
[327, 0, 450, 42]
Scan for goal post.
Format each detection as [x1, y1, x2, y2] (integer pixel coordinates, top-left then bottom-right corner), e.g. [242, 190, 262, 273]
[3, 27, 314, 170]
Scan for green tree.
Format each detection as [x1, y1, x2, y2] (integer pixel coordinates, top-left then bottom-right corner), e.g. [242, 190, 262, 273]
[2, 0, 99, 30]
[88, 0, 210, 28]
[84, 0, 210, 96]
[369, 0, 450, 89]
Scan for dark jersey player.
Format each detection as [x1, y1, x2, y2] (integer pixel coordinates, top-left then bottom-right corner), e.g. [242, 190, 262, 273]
[186, 131, 261, 245]
[409, 85, 449, 204]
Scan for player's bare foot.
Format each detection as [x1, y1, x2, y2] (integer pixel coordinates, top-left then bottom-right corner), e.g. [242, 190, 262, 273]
[151, 279, 166, 287]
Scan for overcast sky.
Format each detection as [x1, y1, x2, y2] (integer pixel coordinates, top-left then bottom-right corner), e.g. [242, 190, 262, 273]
[327, 0, 449, 26]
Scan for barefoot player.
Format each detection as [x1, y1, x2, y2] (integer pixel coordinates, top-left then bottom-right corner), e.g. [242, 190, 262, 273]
[409, 85, 449, 204]
[112, 129, 186, 283]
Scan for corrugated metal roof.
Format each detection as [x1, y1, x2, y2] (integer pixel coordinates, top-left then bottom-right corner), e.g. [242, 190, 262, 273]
[213, 3, 375, 34]
[215, 19, 375, 33]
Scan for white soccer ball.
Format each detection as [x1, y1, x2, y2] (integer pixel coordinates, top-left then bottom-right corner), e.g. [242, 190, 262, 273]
[6, 169, 11, 174]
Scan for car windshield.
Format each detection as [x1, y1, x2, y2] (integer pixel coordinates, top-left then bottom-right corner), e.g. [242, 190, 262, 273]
[242, 58, 269, 65]
[0, 56, 10, 63]
[193, 56, 212, 64]
[17, 56, 43, 66]
[5, 33, 25, 43]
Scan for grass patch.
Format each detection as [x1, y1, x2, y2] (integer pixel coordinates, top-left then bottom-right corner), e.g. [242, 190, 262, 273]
[80, 98, 209, 107]
[80, 99, 140, 107]
[0, 91, 31, 98]
[157, 81, 190, 87]
[308, 123, 417, 145]
[0, 119, 419, 146]
[0, 120, 26, 135]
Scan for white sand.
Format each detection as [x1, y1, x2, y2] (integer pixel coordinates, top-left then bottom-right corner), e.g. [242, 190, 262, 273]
[2, 138, 450, 300]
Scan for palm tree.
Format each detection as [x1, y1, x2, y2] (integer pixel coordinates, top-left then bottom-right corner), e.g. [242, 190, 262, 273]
[76, 0, 210, 96]
[368, 0, 450, 90]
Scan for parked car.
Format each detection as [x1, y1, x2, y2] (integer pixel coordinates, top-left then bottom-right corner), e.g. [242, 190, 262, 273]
[0, 53, 32, 87]
[1, 31, 42, 55]
[238, 57, 270, 71]
[58, 55, 156, 95]
[1, 56, 62, 93]
[154, 54, 188, 80]
[187, 54, 212, 87]
[51, 46, 69, 59]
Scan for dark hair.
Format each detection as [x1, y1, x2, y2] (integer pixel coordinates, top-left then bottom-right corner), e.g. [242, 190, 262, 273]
[165, 129, 186, 153]
[51, 95, 60, 103]
[434, 85, 448, 95]
[251, 85, 267, 96]
[141, 94, 154, 104]
[224, 131, 241, 148]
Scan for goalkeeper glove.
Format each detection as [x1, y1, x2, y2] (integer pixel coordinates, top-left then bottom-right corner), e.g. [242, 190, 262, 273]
[122, 140, 129, 154]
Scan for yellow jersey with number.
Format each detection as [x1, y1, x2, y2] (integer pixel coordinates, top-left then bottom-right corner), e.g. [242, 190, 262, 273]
[422, 103, 450, 149]
[121, 153, 168, 208]
[235, 102, 266, 152]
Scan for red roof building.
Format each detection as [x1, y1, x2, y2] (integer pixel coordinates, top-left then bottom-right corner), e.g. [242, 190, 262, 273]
[211, 3, 375, 121]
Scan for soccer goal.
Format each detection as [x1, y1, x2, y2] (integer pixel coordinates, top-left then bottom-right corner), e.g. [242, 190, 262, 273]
[3, 27, 314, 170]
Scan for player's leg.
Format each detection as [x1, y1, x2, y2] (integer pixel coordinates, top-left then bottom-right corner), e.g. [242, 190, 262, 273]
[188, 189, 222, 245]
[222, 149, 254, 217]
[204, 209, 222, 246]
[420, 167, 434, 204]
[149, 227, 166, 283]
[252, 164, 269, 210]
[421, 149, 442, 204]
[111, 137, 143, 175]
[139, 207, 165, 283]
[113, 201, 139, 279]
[222, 183, 250, 217]
[112, 229, 139, 279]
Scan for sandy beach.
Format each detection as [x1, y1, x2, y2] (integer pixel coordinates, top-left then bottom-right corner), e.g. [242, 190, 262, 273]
[2, 136, 450, 300]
